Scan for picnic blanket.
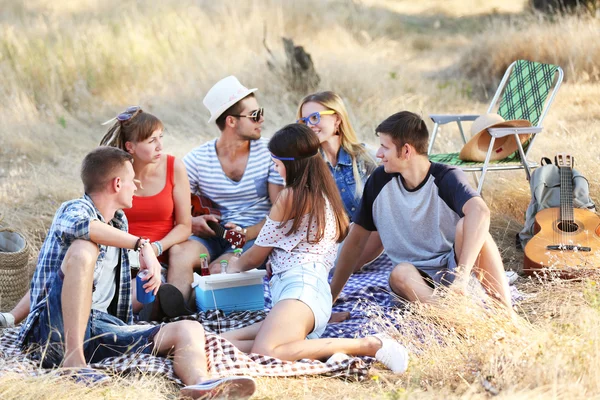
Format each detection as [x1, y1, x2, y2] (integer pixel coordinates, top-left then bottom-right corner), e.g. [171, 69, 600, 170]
[0, 255, 521, 384]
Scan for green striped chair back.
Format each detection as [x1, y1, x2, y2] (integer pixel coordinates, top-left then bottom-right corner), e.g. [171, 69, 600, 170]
[497, 60, 559, 127]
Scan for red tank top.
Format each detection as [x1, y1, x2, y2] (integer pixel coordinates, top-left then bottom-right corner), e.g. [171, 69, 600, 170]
[124, 155, 176, 262]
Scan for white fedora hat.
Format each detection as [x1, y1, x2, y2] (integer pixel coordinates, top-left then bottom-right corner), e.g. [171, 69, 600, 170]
[203, 76, 258, 124]
[459, 113, 532, 162]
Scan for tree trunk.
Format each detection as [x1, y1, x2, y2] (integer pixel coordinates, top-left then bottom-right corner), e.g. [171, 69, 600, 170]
[282, 37, 320, 93]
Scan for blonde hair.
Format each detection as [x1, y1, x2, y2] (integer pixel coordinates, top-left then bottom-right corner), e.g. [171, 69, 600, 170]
[297, 91, 376, 198]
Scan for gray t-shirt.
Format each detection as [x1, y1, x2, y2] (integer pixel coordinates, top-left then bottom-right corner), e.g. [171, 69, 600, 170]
[354, 163, 478, 271]
[91, 246, 119, 313]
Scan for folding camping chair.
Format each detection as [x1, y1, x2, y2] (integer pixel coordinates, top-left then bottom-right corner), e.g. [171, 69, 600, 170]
[428, 59, 564, 194]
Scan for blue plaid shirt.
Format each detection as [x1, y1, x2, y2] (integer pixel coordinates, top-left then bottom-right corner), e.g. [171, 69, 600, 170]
[18, 194, 133, 346]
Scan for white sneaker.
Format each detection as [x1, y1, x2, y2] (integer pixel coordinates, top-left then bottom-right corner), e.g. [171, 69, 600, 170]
[180, 376, 256, 399]
[0, 312, 15, 328]
[506, 270, 518, 285]
[326, 353, 351, 363]
[374, 335, 409, 374]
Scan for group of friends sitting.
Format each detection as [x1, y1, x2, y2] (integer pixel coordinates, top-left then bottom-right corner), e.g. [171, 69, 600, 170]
[0, 76, 513, 399]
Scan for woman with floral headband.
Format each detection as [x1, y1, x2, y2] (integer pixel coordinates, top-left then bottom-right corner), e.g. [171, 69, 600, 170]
[100, 106, 194, 320]
[297, 91, 383, 271]
[222, 124, 408, 373]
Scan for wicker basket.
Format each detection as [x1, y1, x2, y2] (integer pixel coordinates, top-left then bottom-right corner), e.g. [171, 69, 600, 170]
[0, 224, 30, 308]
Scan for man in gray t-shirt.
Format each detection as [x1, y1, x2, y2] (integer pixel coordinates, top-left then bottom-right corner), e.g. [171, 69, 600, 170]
[330, 111, 512, 309]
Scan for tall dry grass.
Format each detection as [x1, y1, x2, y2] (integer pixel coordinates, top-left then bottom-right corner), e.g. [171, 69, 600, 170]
[1, 0, 600, 398]
[454, 14, 600, 91]
[377, 279, 600, 399]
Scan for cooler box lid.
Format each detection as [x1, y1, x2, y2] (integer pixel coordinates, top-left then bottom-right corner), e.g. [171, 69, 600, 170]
[194, 269, 267, 291]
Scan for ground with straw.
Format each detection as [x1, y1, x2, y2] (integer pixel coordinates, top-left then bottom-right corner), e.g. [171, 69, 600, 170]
[1, 0, 599, 398]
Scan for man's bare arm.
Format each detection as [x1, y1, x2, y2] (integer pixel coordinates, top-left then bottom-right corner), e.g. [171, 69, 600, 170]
[268, 182, 285, 206]
[456, 196, 491, 277]
[89, 220, 139, 249]
[330, 224, 372, 302]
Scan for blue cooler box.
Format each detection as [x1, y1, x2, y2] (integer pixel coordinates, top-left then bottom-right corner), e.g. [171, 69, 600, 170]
[194, 269, 266, 314]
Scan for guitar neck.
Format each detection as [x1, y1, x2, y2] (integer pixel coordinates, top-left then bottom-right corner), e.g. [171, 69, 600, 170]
[207, 221, 226, 239]
[559, 166, 574, 223]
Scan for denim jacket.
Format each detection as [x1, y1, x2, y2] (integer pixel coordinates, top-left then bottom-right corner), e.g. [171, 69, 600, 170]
[323, 147, 372, 221]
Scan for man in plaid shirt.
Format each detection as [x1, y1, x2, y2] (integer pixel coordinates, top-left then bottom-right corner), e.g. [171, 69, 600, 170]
[18, 146, 255, 399]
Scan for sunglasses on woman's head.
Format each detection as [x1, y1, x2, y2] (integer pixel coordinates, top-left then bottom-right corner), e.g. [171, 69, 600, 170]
[117, 106, 141, 122]
[231, 107, 264, 123]
[297, 110, 336, 126]
[100, 105, 142, 126]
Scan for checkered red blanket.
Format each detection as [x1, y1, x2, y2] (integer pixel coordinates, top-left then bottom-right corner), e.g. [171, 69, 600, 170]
[0, 256, 398, 383]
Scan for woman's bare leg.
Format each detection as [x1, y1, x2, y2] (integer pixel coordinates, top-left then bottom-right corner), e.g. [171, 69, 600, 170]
[251, 299, 381, 361]
[220, 322, 263, 353]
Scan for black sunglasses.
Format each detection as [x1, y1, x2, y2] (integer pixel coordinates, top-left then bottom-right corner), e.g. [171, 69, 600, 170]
[231, 107, 264, 123]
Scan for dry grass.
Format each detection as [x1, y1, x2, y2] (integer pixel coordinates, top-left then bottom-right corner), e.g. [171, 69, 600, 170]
[1, 0, 600, 398]
[454, 14, 600, 92]
[385, 279, 600, 399]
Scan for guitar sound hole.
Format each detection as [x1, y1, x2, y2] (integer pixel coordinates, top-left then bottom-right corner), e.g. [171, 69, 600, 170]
[557, 221, 579, 233]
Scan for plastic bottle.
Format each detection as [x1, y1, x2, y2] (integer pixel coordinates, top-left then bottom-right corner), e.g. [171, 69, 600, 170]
[200, 253, 210, 276]
[233, 248, 243, 258]
[220, 259, 229, 274]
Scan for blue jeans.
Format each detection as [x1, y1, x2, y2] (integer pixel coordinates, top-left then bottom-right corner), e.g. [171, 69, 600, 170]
[25, 269, 161, 367]
[190, 236, 257, 263]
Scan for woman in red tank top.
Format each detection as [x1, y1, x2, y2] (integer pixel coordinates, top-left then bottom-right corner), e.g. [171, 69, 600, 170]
[100, 107, 194, 319]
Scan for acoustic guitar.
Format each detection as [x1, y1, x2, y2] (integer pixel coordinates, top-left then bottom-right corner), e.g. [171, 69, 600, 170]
[523, 153, 600, 277]
[190, 194, 246, 249]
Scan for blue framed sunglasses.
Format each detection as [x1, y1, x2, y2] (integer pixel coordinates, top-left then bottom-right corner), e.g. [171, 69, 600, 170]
[297, 110, 336, 126]
[101, 105, 142, 126]
[117, 105, 141, 122]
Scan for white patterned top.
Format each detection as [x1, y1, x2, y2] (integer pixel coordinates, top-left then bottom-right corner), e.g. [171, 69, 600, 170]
[255, 200, 339, 275]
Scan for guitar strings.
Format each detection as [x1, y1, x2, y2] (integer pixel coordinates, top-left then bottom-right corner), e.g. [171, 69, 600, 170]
[556, 159, 566, 247]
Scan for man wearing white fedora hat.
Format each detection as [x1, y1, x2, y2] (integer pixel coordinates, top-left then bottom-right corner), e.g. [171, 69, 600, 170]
[330, 111, 513, 311]
[181, 76, 284, 272]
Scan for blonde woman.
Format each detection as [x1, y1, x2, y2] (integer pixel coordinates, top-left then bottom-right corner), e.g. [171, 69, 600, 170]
[297, 91, 383, 271]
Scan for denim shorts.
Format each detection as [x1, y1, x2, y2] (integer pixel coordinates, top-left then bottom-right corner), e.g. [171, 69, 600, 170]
[190, 235, 256, 262]
[25, 269, 162, 367]
[270, 263, 332, 339]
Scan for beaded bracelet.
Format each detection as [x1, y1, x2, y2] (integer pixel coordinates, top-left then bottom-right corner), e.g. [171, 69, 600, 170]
[133, 237, 142, 252]
[134, 237, 150, 252]
[152, 241, 163, 257]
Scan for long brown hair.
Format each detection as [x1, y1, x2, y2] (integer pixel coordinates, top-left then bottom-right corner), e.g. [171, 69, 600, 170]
[268, 123, 349, 243]
[99, 108, 164, 150]
[297, 91, 377, 197]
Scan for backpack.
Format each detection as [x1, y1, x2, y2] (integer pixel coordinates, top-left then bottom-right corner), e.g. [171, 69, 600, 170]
[518, 157, 596, 249]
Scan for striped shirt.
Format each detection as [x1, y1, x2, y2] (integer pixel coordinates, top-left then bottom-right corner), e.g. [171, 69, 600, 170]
[18, 195, 133, 347]
[183, 138, 284, 227]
